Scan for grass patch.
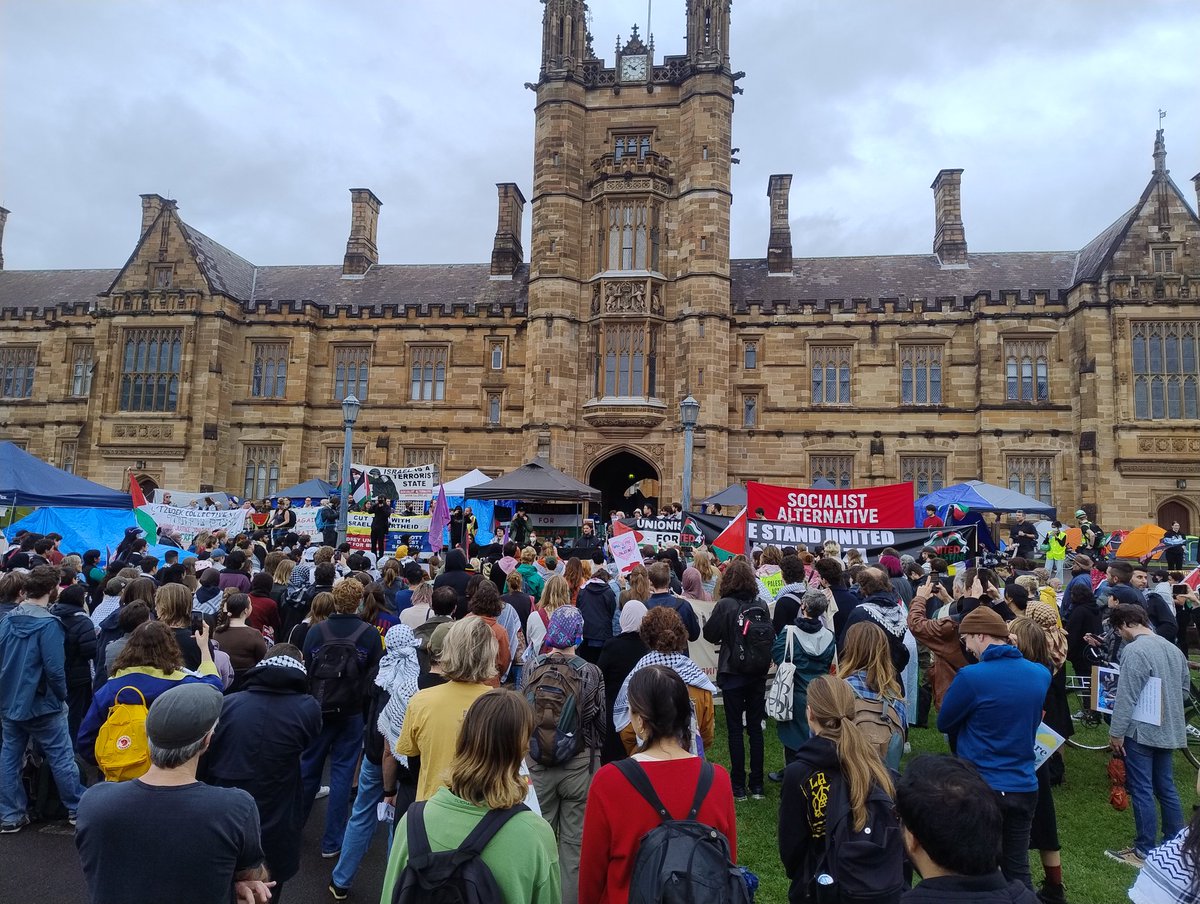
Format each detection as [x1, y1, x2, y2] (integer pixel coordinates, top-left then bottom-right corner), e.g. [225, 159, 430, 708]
[709, 711, 1198, 904]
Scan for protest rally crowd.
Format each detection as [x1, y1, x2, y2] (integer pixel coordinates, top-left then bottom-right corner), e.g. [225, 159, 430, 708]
[3, 488, 1200, 904]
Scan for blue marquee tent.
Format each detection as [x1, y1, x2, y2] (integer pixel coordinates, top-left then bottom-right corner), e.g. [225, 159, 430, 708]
[914, 480, 1056, 523]
[3, 507, 180, 563]
[275, 478, 336, 501]
[0, 442, 131, 509]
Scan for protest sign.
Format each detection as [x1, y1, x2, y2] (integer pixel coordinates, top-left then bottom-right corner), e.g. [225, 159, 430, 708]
[607, 532, 643, 574]
[1033, 722, 1066, 770]
[746, 521, 940, 559]
[346, 512, 431, 555]
[349, 463, 437, 503]
[747, 481, 915, 529]
[140, 504, 248, 548]
[615, 514, 720, 550]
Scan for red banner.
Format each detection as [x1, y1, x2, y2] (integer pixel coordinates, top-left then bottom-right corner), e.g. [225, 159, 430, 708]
[746, 481, 915, 529]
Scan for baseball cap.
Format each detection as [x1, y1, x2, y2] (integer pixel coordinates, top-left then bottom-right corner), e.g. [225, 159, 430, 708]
[144, 683, 223, 748]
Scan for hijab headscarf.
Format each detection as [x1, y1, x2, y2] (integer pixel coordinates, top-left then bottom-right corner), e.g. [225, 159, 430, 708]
[545, 606, 584, 650]
[375, 624, 420, 751]
[682, 567, 711, 601]
[1028, 600, 1068, 672]
[620, 600, 648, 634]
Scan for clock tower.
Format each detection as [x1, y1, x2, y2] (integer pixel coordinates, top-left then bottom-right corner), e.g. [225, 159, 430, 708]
[525, 1, 735, 506]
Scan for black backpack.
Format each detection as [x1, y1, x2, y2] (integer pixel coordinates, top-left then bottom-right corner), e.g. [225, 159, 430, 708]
[816, 774, 905, 904]
[391, 800, 527, 904]
[617, 759, 751, 904]
[308, 620, 372, 717]
[726, 602, 774, 676]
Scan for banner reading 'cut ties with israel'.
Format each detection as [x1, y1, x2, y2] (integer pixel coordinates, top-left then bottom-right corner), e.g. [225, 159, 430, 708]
[746, 481, 916, 529]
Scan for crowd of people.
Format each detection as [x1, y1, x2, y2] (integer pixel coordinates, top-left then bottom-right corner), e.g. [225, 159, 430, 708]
[0, 504, 1199, 904]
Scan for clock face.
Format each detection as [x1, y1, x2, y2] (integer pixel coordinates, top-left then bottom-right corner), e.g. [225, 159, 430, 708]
[620, 54, 648, 82]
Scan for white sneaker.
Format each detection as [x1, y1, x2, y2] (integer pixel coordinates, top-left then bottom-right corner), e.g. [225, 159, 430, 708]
[315, 785, 330, 800]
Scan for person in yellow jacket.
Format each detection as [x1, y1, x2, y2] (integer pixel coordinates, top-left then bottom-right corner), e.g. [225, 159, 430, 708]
[1044, 520, 1068, 584]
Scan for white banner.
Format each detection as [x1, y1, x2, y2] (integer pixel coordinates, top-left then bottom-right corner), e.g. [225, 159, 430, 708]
[349, 463, 437, 502]
[530, 513, 583, 528]
[294, 506, 319, 537]
[140, 504, 248, 547]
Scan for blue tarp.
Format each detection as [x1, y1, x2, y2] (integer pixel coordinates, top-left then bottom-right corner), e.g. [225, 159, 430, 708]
[3, 507, 180, 564]
[0, 442, 131, 509]
[276, 478, 336, 501]
[915, 480, 1056, 523]
[444, 497, 513, 546]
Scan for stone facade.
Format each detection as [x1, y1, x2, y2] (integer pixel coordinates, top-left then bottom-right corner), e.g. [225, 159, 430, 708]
[1, 2, 1199, 531]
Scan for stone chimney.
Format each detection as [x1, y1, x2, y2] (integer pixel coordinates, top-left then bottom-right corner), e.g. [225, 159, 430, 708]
[139, 193, 172, 237]
[490, 183, 526, 278]
[931, 169, 968, 267]
[343, 188, 382, 276]
[0, 206, 8, 270]
[766, 174, 793, 274]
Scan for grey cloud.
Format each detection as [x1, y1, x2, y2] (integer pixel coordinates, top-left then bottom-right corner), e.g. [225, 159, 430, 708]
[1, 0, 1197, 271]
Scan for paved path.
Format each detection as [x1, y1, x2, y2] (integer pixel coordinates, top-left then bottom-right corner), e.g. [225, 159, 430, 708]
[0, 795, 390, 904]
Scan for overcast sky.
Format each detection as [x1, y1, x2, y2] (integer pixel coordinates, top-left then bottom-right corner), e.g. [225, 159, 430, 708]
[2, 1, 1198, 271]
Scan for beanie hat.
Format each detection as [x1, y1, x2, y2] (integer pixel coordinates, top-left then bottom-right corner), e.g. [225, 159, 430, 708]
[959, 607, 1010, 640]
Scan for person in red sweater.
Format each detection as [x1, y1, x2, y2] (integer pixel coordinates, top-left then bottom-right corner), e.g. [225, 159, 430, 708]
[578, 665, 737, 904]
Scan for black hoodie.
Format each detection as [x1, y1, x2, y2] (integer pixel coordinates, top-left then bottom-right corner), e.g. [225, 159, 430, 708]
[49, 592, 97, 689]
[779, 735, 843, 904]
[902, 873, 1039, 903]
[434, 549, 474, 617]
[576, 581, 617, 646]
[1066, 595, 1103, 678]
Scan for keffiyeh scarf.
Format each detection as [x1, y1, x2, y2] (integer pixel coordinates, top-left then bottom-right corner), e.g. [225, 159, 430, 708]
[612, 651, 718, 732]
[376, 624, 420, 751]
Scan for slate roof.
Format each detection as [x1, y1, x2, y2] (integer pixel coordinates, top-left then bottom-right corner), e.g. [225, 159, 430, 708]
[0, 268, 118, 312]
[729, 251, 1079, 305]
[248, 262, 529, 314]
[179, 222, 258, 301]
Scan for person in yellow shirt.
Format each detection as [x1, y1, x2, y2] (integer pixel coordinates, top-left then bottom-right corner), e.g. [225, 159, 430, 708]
[395, 616, 498, 801]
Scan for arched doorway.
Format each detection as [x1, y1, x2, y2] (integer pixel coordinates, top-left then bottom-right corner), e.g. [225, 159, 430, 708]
[588, 449, 660, 520]
[135, 474, 158, 496]
[1157, 498, 1193, 535]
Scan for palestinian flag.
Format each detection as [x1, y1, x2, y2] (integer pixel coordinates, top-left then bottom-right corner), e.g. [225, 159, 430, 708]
[941, 503, 968, 524]
[128, 476, 158, 545]
[711, 507, 747, 561]
[613, 519, 644, 543]
[351, 469, 371, 506]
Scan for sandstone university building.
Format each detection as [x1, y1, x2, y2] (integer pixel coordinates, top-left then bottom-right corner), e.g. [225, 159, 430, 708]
[1, 2, 1199, 530]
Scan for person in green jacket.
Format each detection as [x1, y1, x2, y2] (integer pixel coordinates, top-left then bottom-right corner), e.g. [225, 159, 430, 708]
[380, 689, 560, 904]
[516, 547, 546, 603]
[768, 590, 836, 782]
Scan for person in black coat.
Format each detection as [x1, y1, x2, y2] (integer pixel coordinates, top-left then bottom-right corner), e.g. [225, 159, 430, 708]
[432, 548, 473, 616]
[49, 584, 97, 745]
[576, 574, 618, 663]
[838, 568, 911, 680]
[202, 646, 321, 903]
[1065, 583, 1104, 680]
[596, 602, 649, 764]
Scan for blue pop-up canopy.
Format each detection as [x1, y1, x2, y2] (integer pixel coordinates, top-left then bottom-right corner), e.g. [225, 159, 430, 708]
[275, 478, 336, 501]
[0, 442, 132, 509]
[3, 507, 180, 563]
[915, 480, 1056, 523]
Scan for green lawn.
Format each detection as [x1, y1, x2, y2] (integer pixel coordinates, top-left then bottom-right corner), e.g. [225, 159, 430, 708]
[709, 711, 1198, 904]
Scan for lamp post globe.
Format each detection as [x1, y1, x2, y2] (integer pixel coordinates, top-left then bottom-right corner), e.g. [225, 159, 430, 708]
[337, 394, 361, 545]
[680, 395, 700, 513]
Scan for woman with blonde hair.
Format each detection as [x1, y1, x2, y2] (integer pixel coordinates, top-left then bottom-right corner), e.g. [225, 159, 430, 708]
[382, 690, 560, 903]
[527, 573, 570, 656]
[690, 548, 718, 597]
[837, 621, 907, 769]
[155, 582, 206, 671]
[395, 617, 500, 802]
[287, 590, 334, 649]
[271, 557, 295, 604]
[779, 675, 904, 904]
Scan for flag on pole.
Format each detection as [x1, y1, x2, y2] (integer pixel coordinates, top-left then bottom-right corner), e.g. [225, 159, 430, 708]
[428, 485, 450, 553]
[128, 476, 158, 545]
[351, 469, 371, 506]
[1183, 567, 1200, 592]
[711, 506, 747, 561]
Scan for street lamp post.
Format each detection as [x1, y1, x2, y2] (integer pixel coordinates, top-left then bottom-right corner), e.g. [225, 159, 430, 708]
[336, 394, 361, 546]
[680, 394, 700, 513]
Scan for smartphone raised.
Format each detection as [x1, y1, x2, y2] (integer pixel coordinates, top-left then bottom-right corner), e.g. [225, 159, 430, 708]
[1173, 584, 1191, 597]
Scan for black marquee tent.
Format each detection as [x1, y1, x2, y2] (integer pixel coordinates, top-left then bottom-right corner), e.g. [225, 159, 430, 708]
[464, 458, 601, 503]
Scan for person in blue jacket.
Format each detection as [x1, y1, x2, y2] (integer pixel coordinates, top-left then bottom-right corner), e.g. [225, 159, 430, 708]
[937, 605, 1050, 892]
[0, 565, 87, 832]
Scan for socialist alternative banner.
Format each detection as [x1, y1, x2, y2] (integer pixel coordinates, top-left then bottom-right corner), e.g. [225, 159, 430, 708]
[746, 481, 915, 529]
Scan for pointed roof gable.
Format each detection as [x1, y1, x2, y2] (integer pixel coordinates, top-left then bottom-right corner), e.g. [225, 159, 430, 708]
[104, 202, 257, 301]
[1070, 131, 1200, 288]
